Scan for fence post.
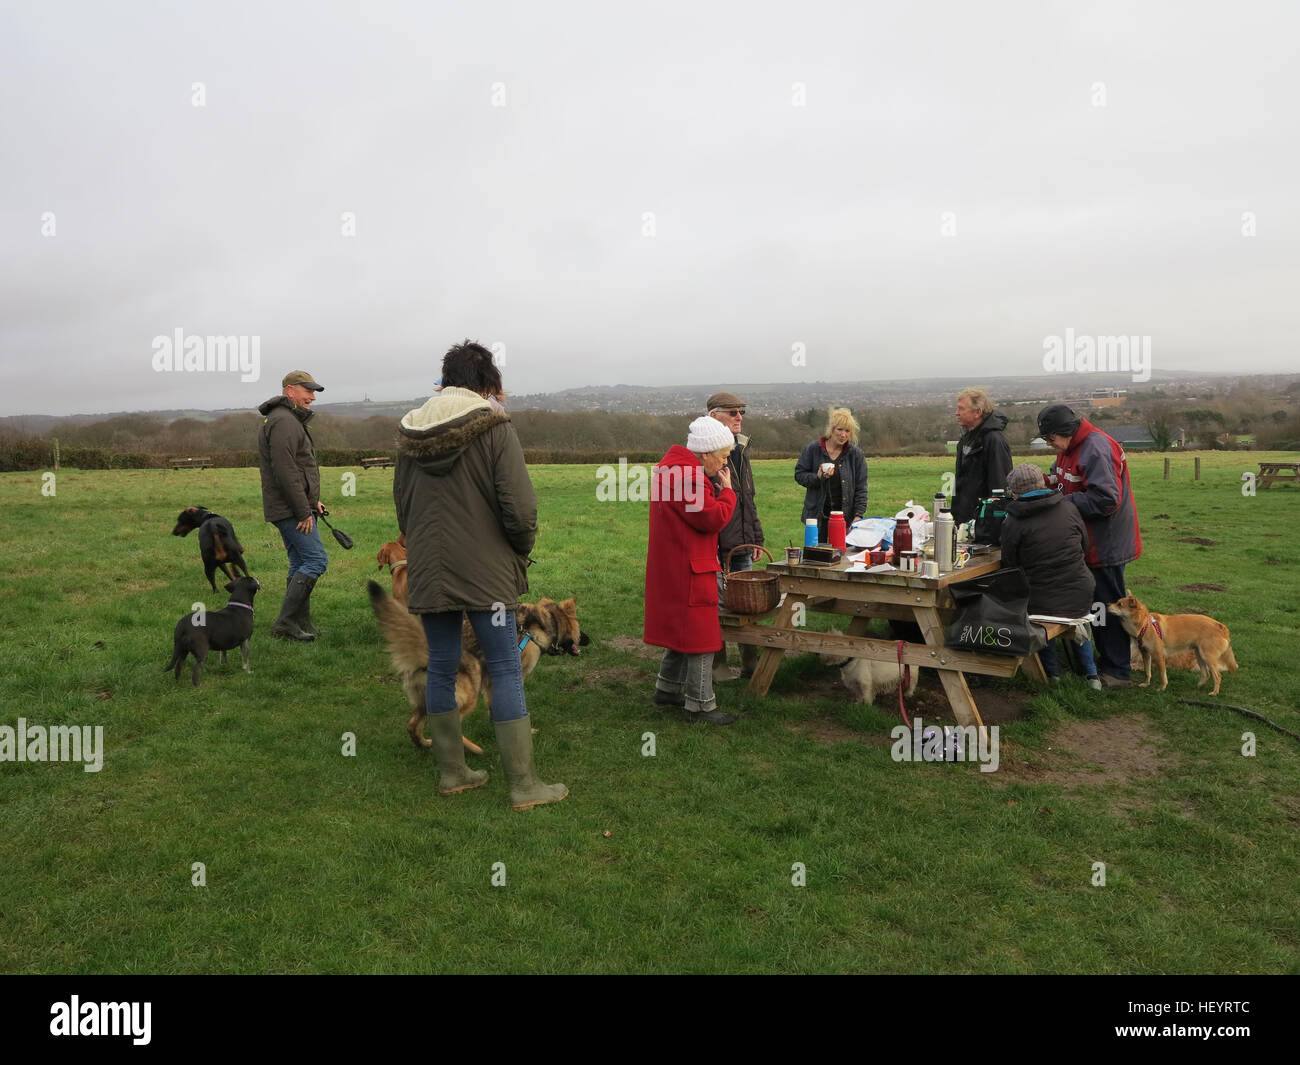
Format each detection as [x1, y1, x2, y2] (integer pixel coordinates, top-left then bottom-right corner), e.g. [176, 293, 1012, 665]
[1194, 457, 1201, 481]
[1163, 457, 1170, 480]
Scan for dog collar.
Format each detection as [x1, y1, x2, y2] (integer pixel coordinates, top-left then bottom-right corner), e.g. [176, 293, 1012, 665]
[389, 559, 407, 571]
[229, 602, 254, 613]
[1136, 615, 1163, 640]
[518, 633, 532, 652]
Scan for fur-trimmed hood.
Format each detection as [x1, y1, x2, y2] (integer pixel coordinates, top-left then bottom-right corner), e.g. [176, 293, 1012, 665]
[397, 387, 511, 473]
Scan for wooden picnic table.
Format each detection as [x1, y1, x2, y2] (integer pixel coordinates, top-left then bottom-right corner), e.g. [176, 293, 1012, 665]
[1257, 462, 1300, 489]
[720, 549, 1068, 728]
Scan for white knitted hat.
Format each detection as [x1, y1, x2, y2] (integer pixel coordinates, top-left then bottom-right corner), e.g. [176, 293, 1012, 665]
[686, 416, 735, 454]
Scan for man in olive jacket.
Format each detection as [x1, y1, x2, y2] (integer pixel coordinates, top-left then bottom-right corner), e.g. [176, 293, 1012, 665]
[258, 370, 327, 641]
[707, 391, 764, 681]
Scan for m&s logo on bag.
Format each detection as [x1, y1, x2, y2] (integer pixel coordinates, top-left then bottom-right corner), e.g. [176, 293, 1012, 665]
[957, 624, 1013, 649]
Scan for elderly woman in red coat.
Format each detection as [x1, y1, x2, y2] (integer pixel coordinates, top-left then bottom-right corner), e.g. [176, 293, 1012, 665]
[644, 417, 738, 725]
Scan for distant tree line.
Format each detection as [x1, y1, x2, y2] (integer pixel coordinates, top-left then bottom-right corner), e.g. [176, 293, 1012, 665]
[1, 391, 1297, 472]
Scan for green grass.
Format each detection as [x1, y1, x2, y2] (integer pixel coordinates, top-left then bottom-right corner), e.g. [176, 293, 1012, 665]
[1, 453, 1298, 973]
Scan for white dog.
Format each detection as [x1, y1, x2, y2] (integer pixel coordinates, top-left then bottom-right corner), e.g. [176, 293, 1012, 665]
[820, 630, 920, 704]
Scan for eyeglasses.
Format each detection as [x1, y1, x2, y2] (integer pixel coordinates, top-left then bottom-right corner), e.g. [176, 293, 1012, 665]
[716, 408, 745, 416]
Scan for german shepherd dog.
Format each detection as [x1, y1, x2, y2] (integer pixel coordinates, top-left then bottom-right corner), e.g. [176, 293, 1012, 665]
[367, 581, 589, 754]
[1108, 593, 1239, 696]
[172, 506, 251, 591]
[164, 576, 261, 686]
[375, 534, 409, 606]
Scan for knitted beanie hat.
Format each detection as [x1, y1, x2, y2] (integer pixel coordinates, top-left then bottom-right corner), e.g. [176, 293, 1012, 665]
[686, 416, 735, 454]
[1006, 463, 1047, 498]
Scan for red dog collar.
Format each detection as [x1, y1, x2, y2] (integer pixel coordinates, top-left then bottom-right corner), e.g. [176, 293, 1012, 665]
[1136, 615, 1163, 641]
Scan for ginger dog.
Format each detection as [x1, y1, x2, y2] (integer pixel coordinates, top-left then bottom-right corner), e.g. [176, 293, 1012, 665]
[376, 533, 408, 606]
[1108, 594, 1238, 696]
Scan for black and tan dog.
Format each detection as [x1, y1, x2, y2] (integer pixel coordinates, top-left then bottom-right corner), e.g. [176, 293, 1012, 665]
[164, 576, 261, 686]
[367, 580, 588, 754]
[172, 506, 251, 591]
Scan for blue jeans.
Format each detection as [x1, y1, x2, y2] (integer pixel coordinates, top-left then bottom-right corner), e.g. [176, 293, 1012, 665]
[272, 517, 329, 579]
[1040, 635, 1098, 678]
[656, 650, 717, 713]
[420, 610, 528, 723]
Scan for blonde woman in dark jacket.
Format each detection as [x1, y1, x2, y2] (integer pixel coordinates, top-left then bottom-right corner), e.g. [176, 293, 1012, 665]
[394, 341, 566, 811]
[795, 408, 869, 541]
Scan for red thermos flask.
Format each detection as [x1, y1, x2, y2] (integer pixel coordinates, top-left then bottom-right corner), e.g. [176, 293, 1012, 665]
[828, 511, 846, 551]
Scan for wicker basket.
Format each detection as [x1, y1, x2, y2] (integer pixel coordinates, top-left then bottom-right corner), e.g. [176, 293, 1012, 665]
[721, 544, 779, 615]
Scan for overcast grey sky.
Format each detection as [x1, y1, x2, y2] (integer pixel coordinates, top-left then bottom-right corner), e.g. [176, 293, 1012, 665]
[1, 0, 1295, 417]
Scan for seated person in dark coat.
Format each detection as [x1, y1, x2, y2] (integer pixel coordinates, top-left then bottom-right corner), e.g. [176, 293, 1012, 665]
[999, 463, 1100, 689]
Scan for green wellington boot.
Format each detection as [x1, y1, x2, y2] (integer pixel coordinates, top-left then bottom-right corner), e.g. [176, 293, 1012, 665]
[285, 575, 318, 637]
[270, 574, 316, 641]
[429, 710, 488, 796]
[494, 717, 568, 811]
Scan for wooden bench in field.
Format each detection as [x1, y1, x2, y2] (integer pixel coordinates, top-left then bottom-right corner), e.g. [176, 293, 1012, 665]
[169, 457, 211, 470]
[1258, 462, 1300, 489]
[719, 555, 1088, 727]
[360, 457, 395, 469]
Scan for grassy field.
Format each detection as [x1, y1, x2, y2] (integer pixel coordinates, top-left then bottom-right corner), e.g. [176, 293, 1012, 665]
[1, 451, 1298, 974]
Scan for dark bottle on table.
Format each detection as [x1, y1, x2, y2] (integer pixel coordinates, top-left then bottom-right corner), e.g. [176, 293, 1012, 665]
[893, 516, 913, 560]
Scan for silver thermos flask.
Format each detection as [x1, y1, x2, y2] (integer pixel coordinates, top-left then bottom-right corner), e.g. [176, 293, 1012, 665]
[935, 508, 955, 574]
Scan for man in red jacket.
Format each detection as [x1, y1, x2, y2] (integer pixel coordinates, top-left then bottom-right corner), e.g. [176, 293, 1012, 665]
[644, 417, 738, 724]
[1038, 405, 1143, 689]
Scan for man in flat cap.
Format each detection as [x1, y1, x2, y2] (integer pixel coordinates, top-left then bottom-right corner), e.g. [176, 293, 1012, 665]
[1038, 404, 1142, 689]
[706, 390, 765, 681]
[259, 370, 328, 641]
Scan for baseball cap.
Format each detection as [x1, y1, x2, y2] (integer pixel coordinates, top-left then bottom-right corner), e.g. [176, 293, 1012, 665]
[282, 370, 324, 392]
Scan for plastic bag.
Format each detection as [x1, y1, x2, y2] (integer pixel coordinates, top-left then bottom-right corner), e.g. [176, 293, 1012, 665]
[944, 567, 1048, 657]
[894, 501, 932, 546]
[846, 516, 895, 551]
